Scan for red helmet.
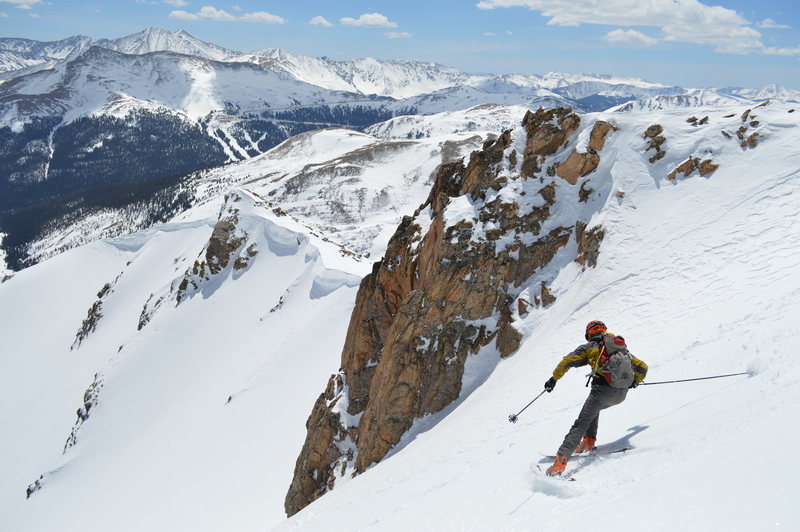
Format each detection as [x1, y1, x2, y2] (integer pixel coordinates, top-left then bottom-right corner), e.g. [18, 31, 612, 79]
[585, 320, 607, 341]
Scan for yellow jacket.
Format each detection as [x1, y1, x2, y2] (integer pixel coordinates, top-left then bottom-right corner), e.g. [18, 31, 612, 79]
[552, 333, 648, 384]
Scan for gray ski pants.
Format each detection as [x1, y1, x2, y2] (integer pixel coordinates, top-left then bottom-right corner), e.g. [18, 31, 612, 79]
[557, 384, 628, 458]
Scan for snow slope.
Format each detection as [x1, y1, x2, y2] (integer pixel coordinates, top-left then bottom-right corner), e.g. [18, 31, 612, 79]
[0, 190, 368, 531]
[274, 102, 800, 530]
[1, 100, 799, 531]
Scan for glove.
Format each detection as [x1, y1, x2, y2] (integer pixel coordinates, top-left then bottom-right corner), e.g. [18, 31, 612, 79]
[629, 380, 640, 389]
[544, 377, 557, 393]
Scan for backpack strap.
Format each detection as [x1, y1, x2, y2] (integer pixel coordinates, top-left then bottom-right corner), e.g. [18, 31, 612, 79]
[585, 342, 606, 387]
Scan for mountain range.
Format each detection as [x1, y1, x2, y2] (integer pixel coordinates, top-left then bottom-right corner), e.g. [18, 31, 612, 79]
[1, 26, 798, 274]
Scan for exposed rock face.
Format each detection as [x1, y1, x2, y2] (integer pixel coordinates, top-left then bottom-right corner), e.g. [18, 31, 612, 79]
[556, 120, 616, 184]
[284, 108, 608, 516]
[71, 278, 120, 350]
[176, 192, 258, 303]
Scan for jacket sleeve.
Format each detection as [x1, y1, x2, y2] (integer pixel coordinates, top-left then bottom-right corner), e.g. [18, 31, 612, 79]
[631, 356, 648, 383]
[552, 343, 593, 380]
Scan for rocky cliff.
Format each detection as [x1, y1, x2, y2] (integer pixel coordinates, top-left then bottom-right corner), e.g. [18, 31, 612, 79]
[284, 108, 616, 515]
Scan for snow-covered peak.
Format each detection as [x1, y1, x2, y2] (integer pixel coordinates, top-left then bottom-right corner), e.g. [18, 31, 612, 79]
[0, 35, 94, 73]
[612, 88, 752, 111]
[720, 83, 800, 103]
[100, 27, 240, 61]
[538, 71, 675, 89]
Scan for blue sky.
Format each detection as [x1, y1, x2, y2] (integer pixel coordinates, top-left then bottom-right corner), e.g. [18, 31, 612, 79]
[1, 1, 798, 88]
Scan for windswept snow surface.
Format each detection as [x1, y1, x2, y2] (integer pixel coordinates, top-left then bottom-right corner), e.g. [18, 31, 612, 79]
[1, 101, 799, 531]
[275, 103, 800, 530]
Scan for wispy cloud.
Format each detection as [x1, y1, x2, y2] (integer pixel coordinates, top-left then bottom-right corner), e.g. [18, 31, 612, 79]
[340, 13, 398, 28]
[604, 28, 658, 47]
[170, 6, 235, 21]
[758, 18, 790, 30]
[310, 15, 333, 27]
[0, 11, 8, 17]
[163, 0, 188, 7]
[169, 6, 285, 24]
[476, 0, 800, 56]
[763, 46, 800, 56]
[0, 0, 41, 10]
[483, 32, 496, 37]
[385, 32, 412, 39]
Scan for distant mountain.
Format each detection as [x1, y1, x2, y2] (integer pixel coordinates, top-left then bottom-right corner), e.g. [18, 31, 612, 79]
[612, 89, 753, 112]
[0, 35, 93, 73]
[0, 27, 797, 272]
[0, 28, 238, 74]
[98, 27, 240, 62]
[242, 48, 470, 99]
[718, 83, 800, 103]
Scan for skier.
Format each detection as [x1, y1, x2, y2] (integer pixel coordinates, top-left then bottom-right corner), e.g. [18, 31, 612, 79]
[543, 320, 647, 476]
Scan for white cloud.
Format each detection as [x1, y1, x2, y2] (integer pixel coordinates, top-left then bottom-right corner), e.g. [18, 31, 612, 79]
[169, 5, 285, 24]
[28, 11, 37, 17]
[240, 11, 286, 24]
[757, 18, 790, 30]
[169, 10, 198, 20]
[232, 4, 241, 12]
[0, 0, 41, 9]
[0, 12, 8, 17]
[169, 6, 235, 20]
[476, 0, 796, 56]
[604, 28, 658, 47]
[310, 15, 333, 27]
[483, 32, 496, 37]
[385, 32, 412, 39]
[163, 0, 188, 7]
[506, 30, 513, 35]
[340, 12, 398, 28]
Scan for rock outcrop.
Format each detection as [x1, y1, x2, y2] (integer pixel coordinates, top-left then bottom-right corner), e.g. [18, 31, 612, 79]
[667, 157, 719, 180]
[556, 120, 617, 184]
[176, 193, 258, 303]
[644, 124, 666, 164]
[284, 108, 609, 516]
[71, 276, 121, 350]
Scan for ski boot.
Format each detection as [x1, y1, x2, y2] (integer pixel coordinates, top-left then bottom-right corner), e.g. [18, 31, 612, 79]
[546, 454, 568, 476]
[575, 436, 596, 453]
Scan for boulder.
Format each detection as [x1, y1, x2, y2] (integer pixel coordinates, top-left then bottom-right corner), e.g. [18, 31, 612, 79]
[643, 124, 663, 138]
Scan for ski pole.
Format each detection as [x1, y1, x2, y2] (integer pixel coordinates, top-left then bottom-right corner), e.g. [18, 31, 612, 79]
[508, 390, 546, 423]
[640, 372, 749, 386]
